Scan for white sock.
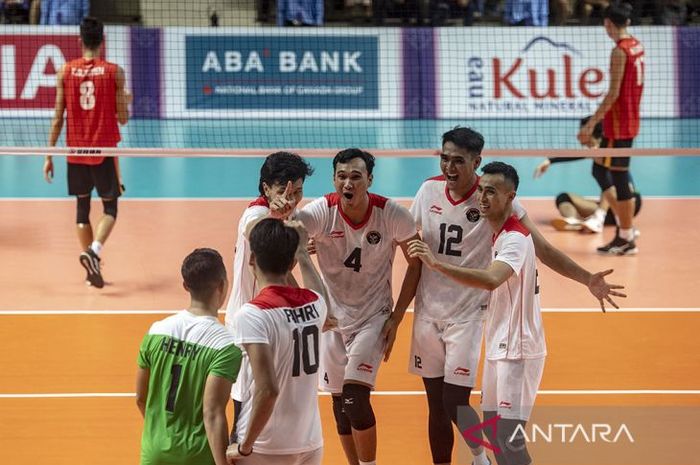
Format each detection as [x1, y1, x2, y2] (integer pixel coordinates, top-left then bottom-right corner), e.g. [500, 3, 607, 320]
[359, 461, 376, 465]
[594, 208, 606, 221]
[619, 228, 634, 241]
[91, 241, 103, 256]
[473, 450, 489, 465]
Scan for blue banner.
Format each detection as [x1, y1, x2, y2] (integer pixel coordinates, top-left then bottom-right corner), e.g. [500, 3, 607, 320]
[185, 35, 379, 110]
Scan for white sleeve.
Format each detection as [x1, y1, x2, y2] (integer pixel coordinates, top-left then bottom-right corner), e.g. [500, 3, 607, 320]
[232, 306, 269, 345]
[295, 197, 327, 239]
[409, 183, 426, 232]
[239, 206, 269, 236]
[512, 197, 527, 220]
[389, 200, 418, 243]
[493, 233, 528, 276]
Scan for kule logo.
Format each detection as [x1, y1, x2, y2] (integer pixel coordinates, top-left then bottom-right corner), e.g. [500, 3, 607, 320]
[366, 231, 381, 245]
[466, 208, 481, 222]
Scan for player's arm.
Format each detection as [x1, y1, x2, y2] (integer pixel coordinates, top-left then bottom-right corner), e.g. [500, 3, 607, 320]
[233, 343, 278, 457]
[381, 233, 422, 361]
[578, 47, 626, 143]
[115, 65, 130, 125]
[409, 238, 513, 290]
[135, 366, 149, 418]
[519, 214, 626, 311]
[44, 64, 67, 183]
[202, 374, 233, 465]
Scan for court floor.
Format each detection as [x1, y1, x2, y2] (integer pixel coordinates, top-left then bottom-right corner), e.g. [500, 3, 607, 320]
[0, 197, 698, 465]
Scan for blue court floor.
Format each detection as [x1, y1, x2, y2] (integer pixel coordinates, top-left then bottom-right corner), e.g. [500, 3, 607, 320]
[0, 118, 698, 198]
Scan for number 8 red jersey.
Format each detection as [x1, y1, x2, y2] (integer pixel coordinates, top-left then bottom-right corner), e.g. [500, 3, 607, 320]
[64, 57, 121, 165]
[603, 37, 644, 140]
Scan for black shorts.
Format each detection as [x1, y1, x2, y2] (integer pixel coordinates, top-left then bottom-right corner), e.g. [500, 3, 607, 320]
[600, 137, 634, 169]
[67, 157, 122, 198]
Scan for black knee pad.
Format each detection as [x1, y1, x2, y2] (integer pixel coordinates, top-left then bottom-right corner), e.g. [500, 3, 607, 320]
[497, 418, 531, 465]
[591, 163, 613, 191]
[633, 192, 642, 216]
[76, 195, 91, 224]
[442, 382, 472, 421]
[443, 383, 483, 449]
[341, 383, 375, 431]
[611, 170, 633, 201]
[555, 192, 572, 208]
[332, 395, 352, 436]
[102, 198, 118, 219]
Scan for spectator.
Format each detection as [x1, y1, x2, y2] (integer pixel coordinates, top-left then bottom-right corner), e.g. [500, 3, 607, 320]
[2, 0, 31, 24]
[278, 0, 324, 25]
[504, 0, 548, 24]
[37, 0, 89, 25]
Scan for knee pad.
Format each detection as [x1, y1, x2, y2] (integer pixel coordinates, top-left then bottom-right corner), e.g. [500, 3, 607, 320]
[102, 198, 118, 219]
[331, 395, 352, 436]
[555, 192, 572, 208]
[611, 170, 633, 201]
[497, 418, 531, 465]
[591, 163, 613, 191]
[443, 383, 483, 449]
[442, 382, 472, 422]
[341, 383, 375, 431]
[633, 192, 642, 216]
[76, 195, 91, 224]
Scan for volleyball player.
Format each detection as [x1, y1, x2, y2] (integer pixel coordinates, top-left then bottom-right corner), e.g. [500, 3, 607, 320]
[43, 17, 130, 288]
[578, 2, 644, 255]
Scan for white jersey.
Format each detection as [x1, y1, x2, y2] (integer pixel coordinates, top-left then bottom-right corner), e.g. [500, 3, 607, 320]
[232, 286, 327, 455]
[225, 197, 269, 329]
[410, 176, 526, 323]
[296, 193, 417, 333]
[485, 215, 546, 361]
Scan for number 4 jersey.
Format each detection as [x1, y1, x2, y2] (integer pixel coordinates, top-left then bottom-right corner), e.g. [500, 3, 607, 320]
[296, 193, 417, 333]
[232, 286, 327, 454]
[137, 311, 242, 465]
[410, 176, 526, 323]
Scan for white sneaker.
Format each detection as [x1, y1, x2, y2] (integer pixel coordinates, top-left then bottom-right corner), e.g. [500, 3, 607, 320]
[581, 215, 603, 234]
[551, 217, 582, 232]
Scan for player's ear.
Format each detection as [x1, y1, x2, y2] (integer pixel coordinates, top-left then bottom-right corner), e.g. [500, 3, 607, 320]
[261, 182, 271, 198]
[182, 281, 190, 293]
[249, 252, 256, 268]
[473, 155, 482, 170]
[368, 173, 373, 187]
[289, 258, 298, 274]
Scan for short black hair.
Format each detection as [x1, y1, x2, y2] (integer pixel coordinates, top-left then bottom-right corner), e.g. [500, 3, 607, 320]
[80, 17, 104, 49]
[481, 161, 520, 191]
[181, 248, 227, 299]
[333, 148, 376, 175]
[580, 116, 604, 140]
[258, 152, 314, 197]
[605, 2, 633, 26]
[442, 126, 485, 157]
[249, 219, 299, 275]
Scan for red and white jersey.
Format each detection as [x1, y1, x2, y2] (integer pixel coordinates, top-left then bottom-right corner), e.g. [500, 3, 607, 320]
[410, 176, 526, 323]
[232, 286, 327, 454]
[485, 215, 546, 361]
[603, 37, 644, 140]
[225, 197, 269, 329]
[63, 57, 121, 165]
[296, 193, 416, 333]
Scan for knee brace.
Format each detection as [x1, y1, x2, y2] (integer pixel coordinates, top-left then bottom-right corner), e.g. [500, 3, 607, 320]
[443, 383, 483, 449]
[76, 195, 91, 224]
[555, 192, 572, 208]
[591, 163, 613, 191]
[423, 377, 454, 464]
[497, 418, 531, 465]
[341, 383, 375, 431]
[610, 170, 633, 201]
[102, 198, 118, 219]
[331, 395, 352, 435]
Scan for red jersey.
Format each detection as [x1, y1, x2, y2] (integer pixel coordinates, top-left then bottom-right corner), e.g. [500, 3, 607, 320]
[63, 57, 121, 165]
[603, 37, 644, 140]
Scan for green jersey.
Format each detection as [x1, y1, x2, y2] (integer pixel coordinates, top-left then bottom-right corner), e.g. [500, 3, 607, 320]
[137, 310, 242, 465]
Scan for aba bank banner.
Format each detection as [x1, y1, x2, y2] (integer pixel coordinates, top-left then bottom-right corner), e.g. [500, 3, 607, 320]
[435, 27, 676, 119]
[0, 26, 130, 117]
[162, 28, 401, 118]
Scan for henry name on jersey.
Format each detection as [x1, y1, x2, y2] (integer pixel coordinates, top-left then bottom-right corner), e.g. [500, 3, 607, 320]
[159, 337, 203, 359]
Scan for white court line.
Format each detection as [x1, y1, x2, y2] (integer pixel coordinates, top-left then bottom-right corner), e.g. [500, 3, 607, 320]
[1, 390, 698, 399]
[1, 308, 699, 316]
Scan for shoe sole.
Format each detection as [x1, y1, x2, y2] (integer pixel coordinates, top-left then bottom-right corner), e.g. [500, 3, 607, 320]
[79, 253, 104, 288]
[596, 247, 638, 256]
[550, 218, 582, 232]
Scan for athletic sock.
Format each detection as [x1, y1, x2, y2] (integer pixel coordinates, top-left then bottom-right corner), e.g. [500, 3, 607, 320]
[594, 208, 606, 221]
[91, 241, 103, 256]
[619, 228, 634, 241]
[473, 450, 489, 465]
[359, 461, 377, 465]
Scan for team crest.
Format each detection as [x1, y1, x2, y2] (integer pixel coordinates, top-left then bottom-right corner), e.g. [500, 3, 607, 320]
[366, 231, 382, 245]
[466, 208, 481, 223]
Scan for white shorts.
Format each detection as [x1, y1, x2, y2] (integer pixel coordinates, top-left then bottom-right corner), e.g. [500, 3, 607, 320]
[481, 357, 546, 421]
[236, 447, 323, 465]
[319, 311, 388, 393]
[408, 317, 484, 388]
